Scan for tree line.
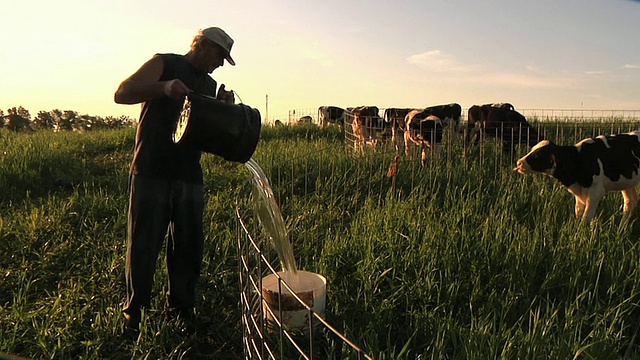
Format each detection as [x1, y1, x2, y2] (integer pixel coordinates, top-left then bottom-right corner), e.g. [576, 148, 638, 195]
[0, 106, 137, 132]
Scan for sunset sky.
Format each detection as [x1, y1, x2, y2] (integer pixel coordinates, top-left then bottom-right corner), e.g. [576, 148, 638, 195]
[1, 0, 639, 123]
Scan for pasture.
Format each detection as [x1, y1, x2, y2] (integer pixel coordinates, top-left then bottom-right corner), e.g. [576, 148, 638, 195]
[2, 120, 640, 359]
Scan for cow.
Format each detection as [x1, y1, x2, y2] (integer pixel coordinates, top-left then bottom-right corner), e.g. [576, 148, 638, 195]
[347, 106, 381, 153]
[467, 104, 540, 154]
[514, 131, 640, 223]
[318, 106, 345, 129]
[421, 103, 462, 132]
[383, 108, 414, 149]
[384, 104, 461, 150]
[298, 115, 313, 124]
[403, 109, 443, 165]
[466, 103, 514, 144]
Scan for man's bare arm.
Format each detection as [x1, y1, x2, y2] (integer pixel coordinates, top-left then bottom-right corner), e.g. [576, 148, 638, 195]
[114, 55, 191, 104]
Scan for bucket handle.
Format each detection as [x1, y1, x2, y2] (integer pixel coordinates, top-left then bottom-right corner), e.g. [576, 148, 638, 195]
[188, 92, 218, 102]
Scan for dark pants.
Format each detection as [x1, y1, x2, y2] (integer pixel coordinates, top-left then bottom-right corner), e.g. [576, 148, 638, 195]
[122, 174, 205, 318]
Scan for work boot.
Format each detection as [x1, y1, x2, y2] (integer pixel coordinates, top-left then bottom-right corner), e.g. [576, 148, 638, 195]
[167, 308, 212, 334]
[123, 312, 141, 342]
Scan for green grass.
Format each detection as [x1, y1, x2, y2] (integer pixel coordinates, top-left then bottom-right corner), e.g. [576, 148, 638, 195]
[2, 123, 640, 359]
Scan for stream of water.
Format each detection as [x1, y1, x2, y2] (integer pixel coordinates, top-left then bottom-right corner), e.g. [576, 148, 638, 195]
[245, 158, 298, 275]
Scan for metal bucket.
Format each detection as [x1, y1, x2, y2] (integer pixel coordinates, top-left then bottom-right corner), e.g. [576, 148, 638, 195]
[173, 93, 262, 163]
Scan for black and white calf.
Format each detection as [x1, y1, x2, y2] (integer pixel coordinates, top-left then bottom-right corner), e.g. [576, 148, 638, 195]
[384, 107, 414, 148]
[514, 131, 640, 222]
[404, 109, 443, 165]
[318, 106, 345, 129]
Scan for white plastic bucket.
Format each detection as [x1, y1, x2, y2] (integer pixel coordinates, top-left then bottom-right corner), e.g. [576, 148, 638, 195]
[261, 270, 327, 331]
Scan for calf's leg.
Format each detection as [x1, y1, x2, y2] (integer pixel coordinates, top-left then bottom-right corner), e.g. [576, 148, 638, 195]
[574, 196, 586, 218]
[582, 194, 603, 223]
[421, 143, 427, 166]
[621, 187, 639, 222]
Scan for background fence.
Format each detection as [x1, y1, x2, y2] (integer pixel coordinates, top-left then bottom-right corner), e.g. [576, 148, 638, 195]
[519, 108, 640, 122]
[267, 108, 640, 126]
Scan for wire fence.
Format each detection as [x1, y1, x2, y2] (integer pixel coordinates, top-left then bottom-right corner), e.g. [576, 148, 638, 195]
[518, 108, 640, 122]
[237, 203, 373, 359]
[267, 107, 640, 126]
[236, 114, 640, 358]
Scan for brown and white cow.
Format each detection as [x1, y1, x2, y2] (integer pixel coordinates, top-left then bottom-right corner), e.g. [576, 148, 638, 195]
[467, 104, 541, 154]
[403, 109, 443, 165]
[347, 106, 382, 152]
[318, 106, 345, 129]
[514, 131, 640, 223]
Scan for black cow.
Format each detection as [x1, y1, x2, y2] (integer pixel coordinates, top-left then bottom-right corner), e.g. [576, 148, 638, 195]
[466, 103, 514, 144]
[421, 103, 462, 131]
[467, 104, 540, 153]
[403, 109, 443, 165]
[515, 131, 640, 223]
[318, 106, 345, 129]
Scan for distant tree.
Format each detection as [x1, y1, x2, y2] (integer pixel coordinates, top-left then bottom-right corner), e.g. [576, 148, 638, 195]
[5, 107, 33, 132]
[104, 115, 136, 129]
[102, 116, 117, 129]
[4, 106, 136, 131]
[92, 116, 106, 130]
[35, 111, 56, 130]
[74, 114, 99, 132]
[52, 110, 77, 132]
[124, 115, 137, 127]
[16, 106, 31, 120]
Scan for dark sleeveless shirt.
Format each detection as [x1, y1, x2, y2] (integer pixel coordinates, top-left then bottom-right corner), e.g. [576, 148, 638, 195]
[130, 53, 217, 184]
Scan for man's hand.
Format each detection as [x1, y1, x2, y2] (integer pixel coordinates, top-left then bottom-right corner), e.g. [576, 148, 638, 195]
[217, 84, 235, 104]
[163, 79, 192, 99]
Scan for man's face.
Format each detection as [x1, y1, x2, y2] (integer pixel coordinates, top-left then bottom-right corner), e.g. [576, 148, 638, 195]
[202, 40, 226, 73]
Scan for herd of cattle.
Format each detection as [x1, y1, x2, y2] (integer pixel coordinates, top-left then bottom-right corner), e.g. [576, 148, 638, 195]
[317, 103, 543, 163]
[314, 103, 640, 223]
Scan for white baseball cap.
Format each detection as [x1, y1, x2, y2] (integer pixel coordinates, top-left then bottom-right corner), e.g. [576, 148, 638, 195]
[201, 27, 236, 66]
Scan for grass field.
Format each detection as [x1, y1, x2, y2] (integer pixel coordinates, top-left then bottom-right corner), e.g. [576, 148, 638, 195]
[2, 122, 640, 359]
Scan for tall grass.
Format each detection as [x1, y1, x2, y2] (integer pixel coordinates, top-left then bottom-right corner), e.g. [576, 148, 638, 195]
[1, 124, 640, 359]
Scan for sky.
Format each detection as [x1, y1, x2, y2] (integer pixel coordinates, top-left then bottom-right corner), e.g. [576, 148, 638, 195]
[1, 0, 639, 123]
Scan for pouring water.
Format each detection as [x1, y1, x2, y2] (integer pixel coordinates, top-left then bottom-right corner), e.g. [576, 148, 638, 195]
[245, 158, 298, 275]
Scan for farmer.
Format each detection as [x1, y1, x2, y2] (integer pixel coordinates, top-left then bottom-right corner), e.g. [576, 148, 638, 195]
[114, 26, 236, 340]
